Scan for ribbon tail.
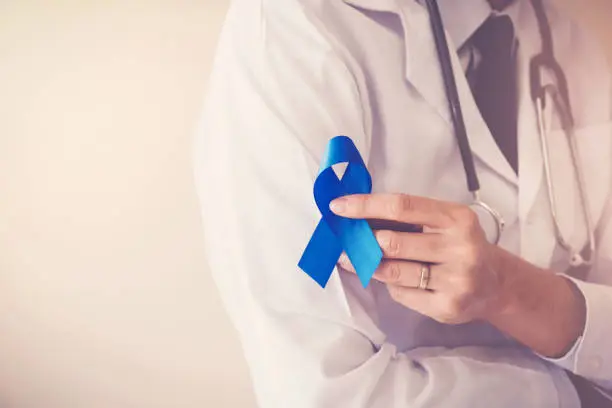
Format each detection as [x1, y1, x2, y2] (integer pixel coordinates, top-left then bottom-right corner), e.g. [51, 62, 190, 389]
[337, 218, 383, 288]
[298, 219, 343, 288]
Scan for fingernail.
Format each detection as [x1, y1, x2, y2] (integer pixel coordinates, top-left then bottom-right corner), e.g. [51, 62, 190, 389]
[330, 198, 347, 213]
[338, 253, 349, 265]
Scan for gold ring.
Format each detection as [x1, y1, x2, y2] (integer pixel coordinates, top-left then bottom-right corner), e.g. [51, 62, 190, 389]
[418, 263, 431, 291]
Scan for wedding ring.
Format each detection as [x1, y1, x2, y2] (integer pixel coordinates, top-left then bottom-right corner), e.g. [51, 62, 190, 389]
[418, 263, 431, 291]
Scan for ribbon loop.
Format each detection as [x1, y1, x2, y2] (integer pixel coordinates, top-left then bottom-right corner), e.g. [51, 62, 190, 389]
[299, 136, 383, 288]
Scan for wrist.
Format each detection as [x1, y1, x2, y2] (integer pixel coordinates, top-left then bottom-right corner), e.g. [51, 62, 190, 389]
[483, 244, 525, 321]
[484, 251, 586, 357]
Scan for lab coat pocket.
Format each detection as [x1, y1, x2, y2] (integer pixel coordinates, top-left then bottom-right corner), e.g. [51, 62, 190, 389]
[547, 121, 612, 251]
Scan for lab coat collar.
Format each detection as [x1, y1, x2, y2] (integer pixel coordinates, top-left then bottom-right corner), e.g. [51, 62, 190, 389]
[343, 0, 491, 49]
[342, 0, 519, 185]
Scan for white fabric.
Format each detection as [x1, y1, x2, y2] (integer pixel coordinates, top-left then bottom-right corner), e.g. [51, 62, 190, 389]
[194, 0, 612, 406]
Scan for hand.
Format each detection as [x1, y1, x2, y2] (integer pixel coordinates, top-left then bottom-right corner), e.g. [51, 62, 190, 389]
[331, 193, 510, 325]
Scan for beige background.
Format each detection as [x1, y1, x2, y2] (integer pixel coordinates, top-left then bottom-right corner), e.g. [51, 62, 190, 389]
[0, 1, 610, 408]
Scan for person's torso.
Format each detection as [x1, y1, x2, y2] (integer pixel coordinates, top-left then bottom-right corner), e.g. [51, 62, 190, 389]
[297, 0, 612, 352]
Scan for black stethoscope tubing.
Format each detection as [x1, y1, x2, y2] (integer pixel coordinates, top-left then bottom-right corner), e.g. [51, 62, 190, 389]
[423, 0, 568, 193]
[423, 0, 590, 252]
[424, 0, 481, 194]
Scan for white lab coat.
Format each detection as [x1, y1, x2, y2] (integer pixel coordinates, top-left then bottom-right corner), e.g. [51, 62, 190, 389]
[194, 0, 612, 406]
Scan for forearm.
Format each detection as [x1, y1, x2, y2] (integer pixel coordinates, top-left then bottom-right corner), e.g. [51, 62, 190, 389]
[485, 246, 587, 358]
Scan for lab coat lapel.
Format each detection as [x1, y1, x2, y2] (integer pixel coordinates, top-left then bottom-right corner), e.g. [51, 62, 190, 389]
[511, 2, 548, 222]
[342, 0, 518, 186]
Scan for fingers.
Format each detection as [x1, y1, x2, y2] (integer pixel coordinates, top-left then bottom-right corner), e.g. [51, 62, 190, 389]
[330, 193, 463, 228]
[387, 285, 435, 308]
[387, 284, 476, 325]
[338, 254, 442, 291]
[374, 230, 448, 263]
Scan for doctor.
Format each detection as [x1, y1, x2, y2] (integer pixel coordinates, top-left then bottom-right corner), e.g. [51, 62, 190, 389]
[195, 0, 612, 406]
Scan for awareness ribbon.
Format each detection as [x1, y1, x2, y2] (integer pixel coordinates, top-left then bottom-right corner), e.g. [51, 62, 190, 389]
[298, 136, 383, 288]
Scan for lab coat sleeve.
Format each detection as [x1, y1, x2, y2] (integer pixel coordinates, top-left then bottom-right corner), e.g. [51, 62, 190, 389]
[193, 1, 576, 407]
[554, 183, 612, 394]
[551, 152, 612, 393]
[558, 276, 612, 393]
[540, 29, 612, 393]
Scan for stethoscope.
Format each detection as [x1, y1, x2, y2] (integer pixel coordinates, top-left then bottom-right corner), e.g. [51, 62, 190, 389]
[424, 0, 596, 268]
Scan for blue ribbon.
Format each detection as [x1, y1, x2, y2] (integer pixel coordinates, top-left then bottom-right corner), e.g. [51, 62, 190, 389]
[298, 136, 383, 288]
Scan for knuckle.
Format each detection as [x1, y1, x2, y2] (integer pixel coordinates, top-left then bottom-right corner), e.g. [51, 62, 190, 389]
[387, 195, 406, 219]
[428, 236, 447, 255]
[385, 262, 403, 283]
[452, 206, 479, 229]
[378, 230, 400, 256]
[400, 195, 415, 214]
[387, 194, 414, 220]
[388, 285, 400, 299]
[388, 285, 407, 303]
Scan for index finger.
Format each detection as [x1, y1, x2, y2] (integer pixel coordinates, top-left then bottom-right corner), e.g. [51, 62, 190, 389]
[329, 193, 459, 228]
